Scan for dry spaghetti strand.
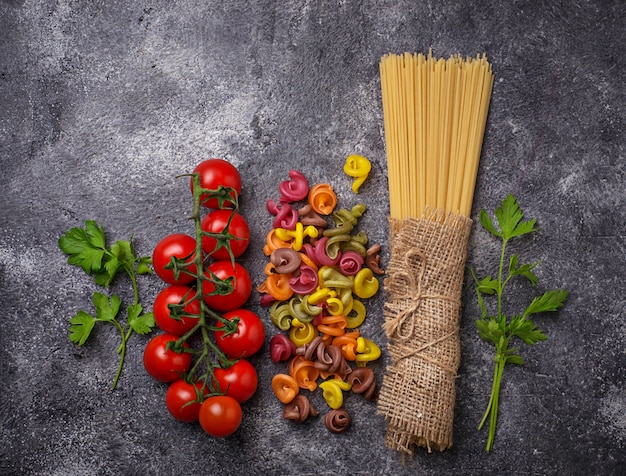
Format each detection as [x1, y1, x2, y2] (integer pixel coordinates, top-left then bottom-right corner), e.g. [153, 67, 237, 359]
[380, 52, 494, 219]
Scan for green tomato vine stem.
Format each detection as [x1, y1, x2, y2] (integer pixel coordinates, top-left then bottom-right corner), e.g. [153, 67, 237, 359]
[171, 173, 240, 396]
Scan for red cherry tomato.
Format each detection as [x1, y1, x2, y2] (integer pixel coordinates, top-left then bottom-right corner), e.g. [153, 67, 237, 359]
[165, 379, 205, 423]
[214, 359, 258, 403]
[191, 158, 242, 209]
[153, 285, 200, 336]
[202, 261, 252, 312]
[199, 395, 242, 437]
[143, 333, 191, 382]
[200, 209, 250, 260]
[152, 234, 197, 285]
[214, 308, 265, 358]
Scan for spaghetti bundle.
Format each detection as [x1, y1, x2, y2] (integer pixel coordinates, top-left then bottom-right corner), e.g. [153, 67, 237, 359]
[376, 52, 493, 455]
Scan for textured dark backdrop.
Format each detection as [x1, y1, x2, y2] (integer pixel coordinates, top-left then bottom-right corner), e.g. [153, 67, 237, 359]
[1, 1, 624, 475]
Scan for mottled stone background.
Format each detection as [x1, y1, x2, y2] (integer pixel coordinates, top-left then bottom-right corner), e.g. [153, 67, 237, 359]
[1, 1, 624, 475]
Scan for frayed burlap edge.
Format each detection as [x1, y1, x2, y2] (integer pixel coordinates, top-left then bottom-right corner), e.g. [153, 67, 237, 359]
[376, 209, 472, 456]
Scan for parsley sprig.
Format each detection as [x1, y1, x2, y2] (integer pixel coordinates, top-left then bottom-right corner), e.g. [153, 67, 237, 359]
[59, 221, 155, 389]
[471, 195, 568, 451]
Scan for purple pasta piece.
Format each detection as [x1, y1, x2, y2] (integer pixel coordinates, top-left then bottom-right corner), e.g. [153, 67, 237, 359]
[283, 395, 319, 422]
[271, 248, 302, 274]
[324, 409, 351, 433]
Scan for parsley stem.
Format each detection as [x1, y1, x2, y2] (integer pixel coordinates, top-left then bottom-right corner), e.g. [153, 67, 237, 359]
[116, 265, 141, 354]
[111, 320, 127, 390]
[487, 355, 505, 451]
[127, 264, 140, 305]
[478, 350, 505, 451]
[478, 356, 498, 430]
[497, 239, 508, 319]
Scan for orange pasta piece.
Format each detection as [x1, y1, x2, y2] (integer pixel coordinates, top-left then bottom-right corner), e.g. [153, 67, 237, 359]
[308, 183, 337, 215]
[332, 331, 360, 361]
[271, 374, 299, 404]
[263, 273, 294, 301]
[263, 229, 292, 256]
[289, 355, 320, 391]
[317, 315, 347, 337]
[298, 252, 319, 271]
[264, 262, 277, 275]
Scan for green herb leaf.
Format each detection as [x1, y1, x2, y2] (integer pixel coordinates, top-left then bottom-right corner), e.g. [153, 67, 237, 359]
[507, 316, 548, 345]
[508, 254, 540, 286]
[479, 209, 501, 238]
[58, 221, 107, 274]
[505, 354, 525, 365]
[523, 289, 569, 317]
[93, 270, 113, 288]
[476, 318, 504, 345]
[495, 194, 538, 240]
[136, 257, 153, 275]
[127, 304, 155, 335]
[470, 267, 488, 318]
[476, 289, 487, 318]
[495, 194, 523, 238]
[477, 276, 499, 295]
[110, 240, 134, 268]
[84, 220, 106, 248]
[93, 292, 121, 323]
[69, 310, 97, 345]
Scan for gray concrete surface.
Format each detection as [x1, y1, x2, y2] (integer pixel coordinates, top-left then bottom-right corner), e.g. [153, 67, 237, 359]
[1, 1, 624, 475]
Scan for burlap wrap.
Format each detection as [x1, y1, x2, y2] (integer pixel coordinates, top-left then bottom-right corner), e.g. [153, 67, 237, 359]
[377, 210, 472, 455]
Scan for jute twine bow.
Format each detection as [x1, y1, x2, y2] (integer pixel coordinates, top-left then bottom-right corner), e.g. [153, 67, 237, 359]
[382, 248, 461, 368]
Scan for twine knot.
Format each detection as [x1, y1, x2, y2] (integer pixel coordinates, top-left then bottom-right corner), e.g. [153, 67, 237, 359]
[383, 248, 460, 342]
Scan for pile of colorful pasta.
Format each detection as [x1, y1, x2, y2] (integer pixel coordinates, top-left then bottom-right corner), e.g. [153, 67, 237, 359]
[376, 51, 494, 454]
[259, 160, 384, 432]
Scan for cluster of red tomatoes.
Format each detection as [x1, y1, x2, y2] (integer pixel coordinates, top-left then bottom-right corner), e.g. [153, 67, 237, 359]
[145, 159, 265, 438]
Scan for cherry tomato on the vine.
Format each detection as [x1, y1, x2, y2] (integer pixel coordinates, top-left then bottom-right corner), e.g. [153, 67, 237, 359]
[202, 260, 252, 312]
[191, 158, 242, 209]
[153, 285, 200, 336]
[143, 333, 192, 382]
[152, 234, 197, 285]
[214, 359, 258, 403]
[215, 308, 265, 358]
[165, 379, 205, 423]
[201, 209, 250, 260]
[199, 395, 242, 437]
